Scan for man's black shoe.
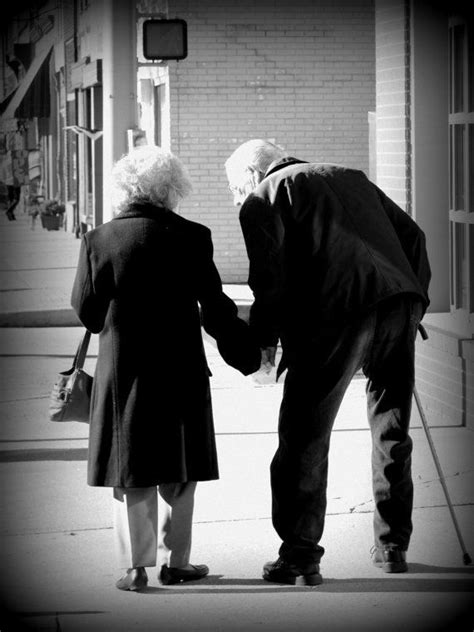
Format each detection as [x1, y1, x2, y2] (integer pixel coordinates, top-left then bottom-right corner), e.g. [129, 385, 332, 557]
[263, 558, 323, 586]
[371, 547, 408, 573]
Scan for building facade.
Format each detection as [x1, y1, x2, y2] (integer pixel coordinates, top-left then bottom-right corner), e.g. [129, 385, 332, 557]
[373, 0, 472, 428]
[0, 0, 472, 428]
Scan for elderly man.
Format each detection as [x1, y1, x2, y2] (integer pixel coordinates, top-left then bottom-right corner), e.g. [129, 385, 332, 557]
[225, 139, 431, 586]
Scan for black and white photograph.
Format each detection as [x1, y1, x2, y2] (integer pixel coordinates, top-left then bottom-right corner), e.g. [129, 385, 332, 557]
[0, 1, 473, 630]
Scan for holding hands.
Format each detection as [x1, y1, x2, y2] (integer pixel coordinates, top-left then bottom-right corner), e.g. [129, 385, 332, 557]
[252, 346, 278, 384]
[260, 346, 277, 373]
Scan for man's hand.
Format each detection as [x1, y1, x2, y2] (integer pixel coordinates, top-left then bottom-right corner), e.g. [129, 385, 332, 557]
[251, 346, 278, 385]
[260, 346, 277, 374]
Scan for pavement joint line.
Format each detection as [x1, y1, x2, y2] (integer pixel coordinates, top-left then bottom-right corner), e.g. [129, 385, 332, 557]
[0, 527, 114, 537]
[216, 431, 277, 435]
[0, 353, 98, 358]
[0, 396, 50, 403]
[215, 428, 373, 434]
[349, 502, 474, 512]
[191, 504, 474, 521]
[0, 266, 79, 271]
[0, 437, 87, 443]
[1, 428, 473, 453]
[418, 470, 474, 483]
[0, 288, 30, 293]
[2, 503, 472, 539]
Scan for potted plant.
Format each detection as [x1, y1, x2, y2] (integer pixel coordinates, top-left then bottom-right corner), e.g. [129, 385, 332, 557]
[40, 199, 66, 230]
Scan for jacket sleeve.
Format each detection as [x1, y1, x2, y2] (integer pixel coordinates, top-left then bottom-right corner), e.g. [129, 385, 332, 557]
[374, 185, 431, 308]
[71, 236, 110, 334]
[239, 195, 285, 348]
[196, 227, 261, 375]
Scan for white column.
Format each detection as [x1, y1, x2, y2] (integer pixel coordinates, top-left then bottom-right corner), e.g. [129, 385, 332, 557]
[411, 2, 449, 313]
[102, 0, 138, 223]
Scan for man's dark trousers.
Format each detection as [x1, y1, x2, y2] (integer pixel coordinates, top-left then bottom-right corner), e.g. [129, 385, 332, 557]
[271, 294, 423, 566]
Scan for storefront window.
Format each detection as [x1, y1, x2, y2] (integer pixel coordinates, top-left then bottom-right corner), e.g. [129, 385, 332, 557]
[449, 16, 473, 317]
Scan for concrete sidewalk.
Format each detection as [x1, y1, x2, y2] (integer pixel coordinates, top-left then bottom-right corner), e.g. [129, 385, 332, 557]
[0, 212, 473, 631]
[0, 212, 253, 326]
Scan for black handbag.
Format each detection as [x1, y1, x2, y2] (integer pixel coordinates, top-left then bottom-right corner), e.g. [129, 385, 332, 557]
[49, 330, 93, 423]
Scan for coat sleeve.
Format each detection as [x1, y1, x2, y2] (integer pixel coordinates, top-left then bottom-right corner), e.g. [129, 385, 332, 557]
[196, 227, 261, 375]
[71, 236, 110, 334]
[239, 195, 285, 348]
[374, 185, 431, 309]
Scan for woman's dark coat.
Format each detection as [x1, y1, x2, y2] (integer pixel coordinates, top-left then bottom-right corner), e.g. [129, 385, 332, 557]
[71, 204, 260, 488]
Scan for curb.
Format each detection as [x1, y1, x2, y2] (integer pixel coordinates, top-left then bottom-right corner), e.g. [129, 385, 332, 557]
[0, 308, 81, 328]
[0, 305, 251, 328]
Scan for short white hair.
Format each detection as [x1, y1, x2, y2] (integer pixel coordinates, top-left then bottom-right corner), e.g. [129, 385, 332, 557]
[225, 139, 287, 186]
[111, 145, 192, 212]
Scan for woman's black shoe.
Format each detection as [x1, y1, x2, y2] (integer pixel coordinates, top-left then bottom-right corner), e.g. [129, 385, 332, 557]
[160, 564, 209, 585]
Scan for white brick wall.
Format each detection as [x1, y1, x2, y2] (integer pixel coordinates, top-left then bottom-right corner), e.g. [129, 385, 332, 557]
[375, 0, 410, 210]
[416, 328, 474, 428]
[166, 0, 375, 282]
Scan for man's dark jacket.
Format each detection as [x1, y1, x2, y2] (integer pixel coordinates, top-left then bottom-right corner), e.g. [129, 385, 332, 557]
[239, 159, 431, 363]
[71, 204, 260, 487]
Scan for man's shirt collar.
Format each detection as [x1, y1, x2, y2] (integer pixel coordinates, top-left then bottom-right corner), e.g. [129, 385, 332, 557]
[264, 157, 308, 179]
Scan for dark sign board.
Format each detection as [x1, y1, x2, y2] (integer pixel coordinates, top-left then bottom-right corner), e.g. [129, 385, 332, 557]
[143, 19, 187, 60]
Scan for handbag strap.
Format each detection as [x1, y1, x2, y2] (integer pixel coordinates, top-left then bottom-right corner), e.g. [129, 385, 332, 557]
[73, 330, 92, 370]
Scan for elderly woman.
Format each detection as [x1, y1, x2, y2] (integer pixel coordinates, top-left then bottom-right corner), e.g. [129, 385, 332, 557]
[71, 145, 260, 591]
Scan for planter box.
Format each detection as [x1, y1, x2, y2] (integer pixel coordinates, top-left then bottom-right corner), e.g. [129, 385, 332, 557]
[41, 215, 62, 231]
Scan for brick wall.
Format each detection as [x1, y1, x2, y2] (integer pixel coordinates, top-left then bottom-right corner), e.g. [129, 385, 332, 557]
[375, 0, 410, 210]
[166, 0, 375, 282]
[415, 328, 464, 427]
[463, 340, 474, 430]
[416, 327, 474, 429]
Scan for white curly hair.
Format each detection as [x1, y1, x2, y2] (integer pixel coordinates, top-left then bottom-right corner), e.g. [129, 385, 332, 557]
[111, 145, 193, 212]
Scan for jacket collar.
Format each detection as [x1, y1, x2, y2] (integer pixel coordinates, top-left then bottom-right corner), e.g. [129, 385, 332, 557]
[113, 202, 173, 221]
[264, 157, 308, 179]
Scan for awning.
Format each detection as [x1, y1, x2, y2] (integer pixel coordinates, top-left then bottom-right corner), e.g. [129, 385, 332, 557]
[0, 65, 19, 107]
[2, 44, 53, 120]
